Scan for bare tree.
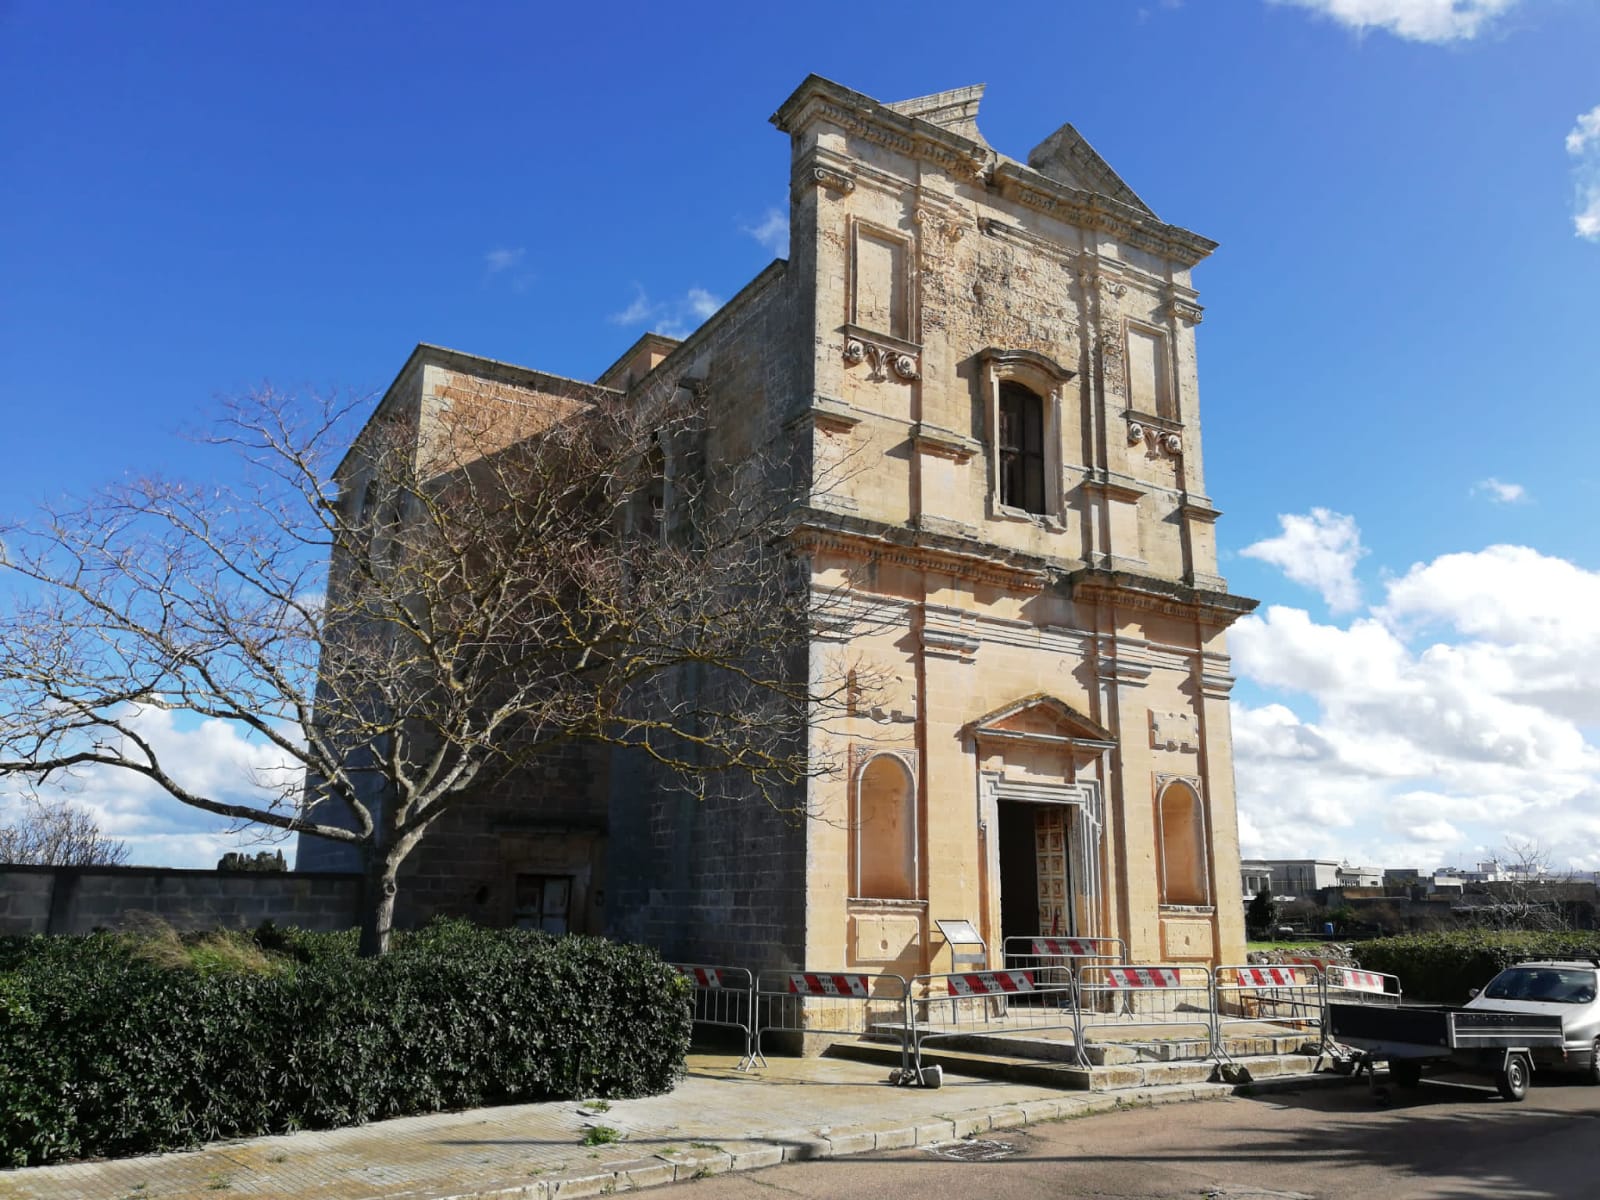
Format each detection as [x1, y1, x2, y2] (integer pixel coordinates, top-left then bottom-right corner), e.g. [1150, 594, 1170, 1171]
[0, 798, 130, 866]
[0, 377, 863, 954]
[1461, 839, 1586, 932]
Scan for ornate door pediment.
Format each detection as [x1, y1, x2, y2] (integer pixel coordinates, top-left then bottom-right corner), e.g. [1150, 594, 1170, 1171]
[968, 693, 1116, 751]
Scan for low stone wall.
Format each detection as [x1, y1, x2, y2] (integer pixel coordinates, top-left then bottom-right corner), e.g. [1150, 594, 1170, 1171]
[0, 864, 363, 935]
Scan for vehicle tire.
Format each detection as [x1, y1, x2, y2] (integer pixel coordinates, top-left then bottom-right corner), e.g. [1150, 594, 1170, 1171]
[1587, 1038, 1600, 1087]
[1332, 1056, 1357, 1077]
[1390, 1058, 1422, 1088]
[1496, 1053, 1530, 1102]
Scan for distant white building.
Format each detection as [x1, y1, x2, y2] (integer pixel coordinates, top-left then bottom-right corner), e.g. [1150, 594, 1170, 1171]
[1239, 859, 1341, 901]
[1336, 864, 1383, 888]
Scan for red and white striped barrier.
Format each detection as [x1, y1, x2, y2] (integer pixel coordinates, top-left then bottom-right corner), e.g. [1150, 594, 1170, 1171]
[1288, 954, 1337, 970]
[1104, 966, 1182, 988]
[1327, 967, 1386, 993]
[948, 970, 1035, 996]
[674, 965, 732, 989]
[1031, 937, 1099, 957]
[1233, 966, 1305, 988]
[787, 972, 872, 998]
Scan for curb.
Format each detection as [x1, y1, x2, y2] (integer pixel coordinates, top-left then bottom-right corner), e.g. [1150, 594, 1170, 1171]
[437, 1072, 1349, 1200]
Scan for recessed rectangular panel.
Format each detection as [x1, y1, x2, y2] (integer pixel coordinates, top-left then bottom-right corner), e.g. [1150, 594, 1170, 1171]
[853, 229, 909, 339]
[1126, 327, 1172, 419]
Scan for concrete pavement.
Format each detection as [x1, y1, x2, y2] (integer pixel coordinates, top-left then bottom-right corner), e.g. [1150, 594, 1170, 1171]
[0, 1053, 1322, 1200]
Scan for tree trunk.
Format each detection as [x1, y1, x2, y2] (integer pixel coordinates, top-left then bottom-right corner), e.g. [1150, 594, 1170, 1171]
[358, 855, 401, 957]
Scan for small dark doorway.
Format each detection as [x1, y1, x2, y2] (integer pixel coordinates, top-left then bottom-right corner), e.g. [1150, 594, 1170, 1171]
[998, 802, 1074, 947]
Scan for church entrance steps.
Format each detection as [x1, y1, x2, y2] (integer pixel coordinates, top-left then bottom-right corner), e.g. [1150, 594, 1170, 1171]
[826, 1033, 1326, 1093]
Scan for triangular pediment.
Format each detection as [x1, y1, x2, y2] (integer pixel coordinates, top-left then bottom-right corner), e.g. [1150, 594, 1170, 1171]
[969, 694, 1115, 746]
[886, 84, 990, 147]
[1027, 123, 1155, 217]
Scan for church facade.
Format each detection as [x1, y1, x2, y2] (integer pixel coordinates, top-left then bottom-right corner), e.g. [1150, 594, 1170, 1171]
[302, 75, 1257, 973]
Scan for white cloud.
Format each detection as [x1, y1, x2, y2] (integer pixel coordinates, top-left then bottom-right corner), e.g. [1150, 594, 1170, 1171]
[1270, 0, 1520, 42]
[484, 246, 525, 273]
[0, 704, 303, 868]
[1232, 543, 1600, 872]
[742, 208, 790, 258]
[1567, 105, 1600, 241]
[1567, 106, 1600, 156]
[1240, 508, 1368, 612]
[685, 287, 721, 322]
[1472, 477, 1528, 503]
[609, 284, 725, 339]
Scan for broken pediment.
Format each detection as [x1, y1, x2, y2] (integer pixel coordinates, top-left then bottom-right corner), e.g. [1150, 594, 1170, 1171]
[1026, 123, 1155, 217]
[969, 694, 1116, 748]
[886, 84, 990, 146]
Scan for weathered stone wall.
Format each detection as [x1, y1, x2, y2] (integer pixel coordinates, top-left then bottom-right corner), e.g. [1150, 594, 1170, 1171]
[0, 865, 362, 935]
[395, 741, 609, 933]
[602, 263, 814, 969]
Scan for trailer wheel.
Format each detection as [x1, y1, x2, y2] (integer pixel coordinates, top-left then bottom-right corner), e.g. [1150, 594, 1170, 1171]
[1496, 1053, 1530, 1102]
[1390, 1059, 1422, 1088]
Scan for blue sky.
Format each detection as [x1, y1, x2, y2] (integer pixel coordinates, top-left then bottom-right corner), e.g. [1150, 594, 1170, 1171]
[2, 0, 1598, 872]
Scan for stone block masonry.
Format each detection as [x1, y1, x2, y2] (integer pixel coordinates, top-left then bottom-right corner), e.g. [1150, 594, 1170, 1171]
[0, 863, 362, 935]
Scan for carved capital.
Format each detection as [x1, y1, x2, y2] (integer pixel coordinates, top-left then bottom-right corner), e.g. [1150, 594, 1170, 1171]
[1126, 417, 1182, 459]
[844, 333, 920, 382]
[812, 165, 856, 195]
[1167, 298, 1204, 325]
[913, 205, 966, 244]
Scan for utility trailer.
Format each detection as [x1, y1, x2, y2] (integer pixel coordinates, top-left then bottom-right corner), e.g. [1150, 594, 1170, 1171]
[1328, 1001, 1566, 1101]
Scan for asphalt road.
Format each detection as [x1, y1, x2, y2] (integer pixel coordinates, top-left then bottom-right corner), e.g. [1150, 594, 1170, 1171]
[687, 1072, 1600, 1199]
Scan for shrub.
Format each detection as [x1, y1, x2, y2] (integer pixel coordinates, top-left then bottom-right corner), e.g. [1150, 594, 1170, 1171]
[0, 920, 690, 1167]
[1357, 929, 1600, 1004]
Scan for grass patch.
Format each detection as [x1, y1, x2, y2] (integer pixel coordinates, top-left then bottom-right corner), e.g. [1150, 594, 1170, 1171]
[583, 1125, 622, 1147]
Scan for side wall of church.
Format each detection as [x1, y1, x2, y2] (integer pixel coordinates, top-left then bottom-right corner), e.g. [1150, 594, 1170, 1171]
[603, 262, 820, 969]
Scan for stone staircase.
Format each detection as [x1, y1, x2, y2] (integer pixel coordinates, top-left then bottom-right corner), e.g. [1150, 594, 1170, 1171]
[826, 1028, 1328, 1092]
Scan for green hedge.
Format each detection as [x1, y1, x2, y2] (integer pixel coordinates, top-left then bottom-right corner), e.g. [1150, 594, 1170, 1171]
[0, 920, 690, 1167]
[1357, 930, 1600, 1004]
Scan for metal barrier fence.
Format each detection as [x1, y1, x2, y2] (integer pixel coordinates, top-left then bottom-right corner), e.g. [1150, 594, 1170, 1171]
[908, 968, 1086, 1072]
[671, 963, 760, 1070]
[753, 970, 911, 1073]
[688, 954, 1401, 1079]
[1076, 965, 1216, 1061]
[1324, 965, 1403, 1008]
[1212, 963, 1325, 1054]
[1002, 936, 1126, 995]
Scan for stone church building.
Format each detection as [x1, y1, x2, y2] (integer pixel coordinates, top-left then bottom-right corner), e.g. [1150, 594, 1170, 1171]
[301, 75, 1257, 972]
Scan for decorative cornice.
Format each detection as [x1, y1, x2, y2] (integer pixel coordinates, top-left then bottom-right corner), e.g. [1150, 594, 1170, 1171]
[771, 76, 1215, 268]
[793, 511, 1050, 592]
[1078, 470, 1147, 504]
[910, 422, 980, 461]
[991, 162, 1217, 269]
[978, 216, 1082, 270]
[1070, 567, 1258, 627]
[773, 81, 993, 183]
[978, 345, 1076, 384]
[784, 394, 862, 434]
[1097, 657, 1154, 686]
[921, 624, 982, 662]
